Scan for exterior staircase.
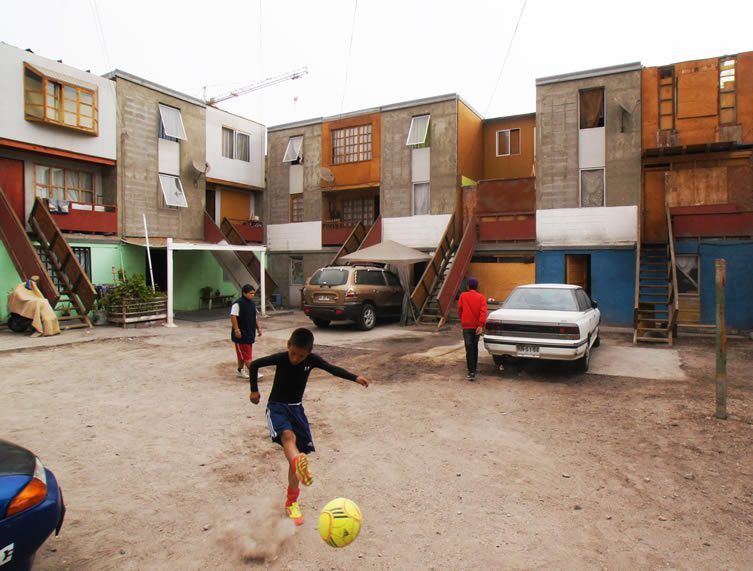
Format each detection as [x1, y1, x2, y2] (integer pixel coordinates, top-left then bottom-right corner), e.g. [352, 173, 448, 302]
[220, 217, 280, 297]
[412, 214, 478, 327]
[0, 190, 94, 329]
[633, 204, 679, 344]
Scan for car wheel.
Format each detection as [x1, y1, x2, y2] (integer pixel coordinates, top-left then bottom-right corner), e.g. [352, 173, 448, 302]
[593, 332, 601, 348]
[357, 304, 376, 331]
[492, 355, 506, 366]
[8, 313, 32, 333]
[577, 337, 591, 373]
[312, 318, 331, 328]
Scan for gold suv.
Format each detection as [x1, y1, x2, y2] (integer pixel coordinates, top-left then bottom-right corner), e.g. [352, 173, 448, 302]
[302, 265, 404, 330]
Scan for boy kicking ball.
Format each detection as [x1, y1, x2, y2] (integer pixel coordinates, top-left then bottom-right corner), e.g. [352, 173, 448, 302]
[248, 328, 369, 525]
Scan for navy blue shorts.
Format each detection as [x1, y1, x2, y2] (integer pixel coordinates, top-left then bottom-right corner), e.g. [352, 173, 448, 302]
[266, 402, 315, 454]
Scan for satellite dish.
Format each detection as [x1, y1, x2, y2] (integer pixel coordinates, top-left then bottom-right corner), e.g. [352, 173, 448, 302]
[614, 95, 638, 115]
[320, 167, 335, 184]
[192, 160, 210, 174]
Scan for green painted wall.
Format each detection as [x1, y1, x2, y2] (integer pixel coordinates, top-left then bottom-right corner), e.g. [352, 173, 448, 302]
[0, 243, 23, 320]
[66, 240, 145, 285]
[173, 251, 239, 311]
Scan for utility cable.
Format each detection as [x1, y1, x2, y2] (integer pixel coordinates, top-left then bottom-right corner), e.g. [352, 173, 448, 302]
[339, 0, 358, 116]
[485, 0, 527, 116]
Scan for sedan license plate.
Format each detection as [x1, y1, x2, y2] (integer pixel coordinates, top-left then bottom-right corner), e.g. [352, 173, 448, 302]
[316, 295, 332, 302]
[516, 344, 539, 355]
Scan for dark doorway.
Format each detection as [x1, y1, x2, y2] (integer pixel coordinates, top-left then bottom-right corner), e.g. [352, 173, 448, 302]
[206, 189, 216, 221]
[148, 249, 168, 292]
[565, 254, 591, 296]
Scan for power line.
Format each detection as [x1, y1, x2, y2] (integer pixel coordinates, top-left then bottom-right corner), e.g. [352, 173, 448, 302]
[339, 0, 358, 115]
[89, 0, 112, 71]
[485, 0, 527, 116]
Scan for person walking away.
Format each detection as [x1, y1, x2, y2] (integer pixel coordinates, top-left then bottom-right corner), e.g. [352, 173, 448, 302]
[457, 277, 487, 381]
[230, 284, 262, 378]
[248, 327, 369, 525]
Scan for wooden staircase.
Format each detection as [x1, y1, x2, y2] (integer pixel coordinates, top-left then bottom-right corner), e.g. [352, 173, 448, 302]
[29, 199, 96, 329]
[329, 217, 381, 266]
[412, 215, 478, 327]
[220, 217, 280, 297]
[633, 204, 679, 344]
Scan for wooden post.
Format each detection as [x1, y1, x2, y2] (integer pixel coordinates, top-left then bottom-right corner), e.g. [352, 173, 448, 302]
[715, 259, 727, 420]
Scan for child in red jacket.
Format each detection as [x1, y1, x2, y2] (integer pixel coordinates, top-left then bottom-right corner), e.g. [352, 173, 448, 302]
[457, 277, 487, 380]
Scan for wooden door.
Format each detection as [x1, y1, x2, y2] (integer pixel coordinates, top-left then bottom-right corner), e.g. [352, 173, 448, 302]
[467, 261, 535, 303]
[0, 158, 24, 222]
[566, 255, 590, 294]
[643, 170, 667, 243]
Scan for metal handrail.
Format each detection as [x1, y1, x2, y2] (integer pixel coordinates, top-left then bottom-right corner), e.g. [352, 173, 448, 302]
[665, 202, 680, 333]
[410, 213, 456, 314]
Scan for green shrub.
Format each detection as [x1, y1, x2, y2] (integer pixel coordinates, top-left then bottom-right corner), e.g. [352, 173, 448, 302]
[102, 274, 165, 307]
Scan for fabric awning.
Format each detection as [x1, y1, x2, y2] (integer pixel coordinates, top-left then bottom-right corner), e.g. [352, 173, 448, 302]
[339, 240, 431, 264]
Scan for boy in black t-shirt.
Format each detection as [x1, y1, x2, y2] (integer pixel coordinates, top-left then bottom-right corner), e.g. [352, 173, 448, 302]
[249, 327, 369, 526]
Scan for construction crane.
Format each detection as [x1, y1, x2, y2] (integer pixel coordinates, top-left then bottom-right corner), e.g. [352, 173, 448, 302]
[204, 66, 308, 105]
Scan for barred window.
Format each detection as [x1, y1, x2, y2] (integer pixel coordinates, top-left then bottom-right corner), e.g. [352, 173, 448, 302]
[291, 194, 303, 222]
[342, 198, 375, 225]
[332, 124, 372, 165]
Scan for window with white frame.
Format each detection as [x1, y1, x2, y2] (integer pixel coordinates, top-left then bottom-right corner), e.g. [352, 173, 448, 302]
[24, 63, 98, 134]
[34, 164, 96, 204]
[412, 182, 430, 215]
[158, 174, 188, 208]
[158, 104, 187, 140]
[496, 128, 521, 156]
[580, 169, 605, 207]
[406, 114, 430, 146]
[282, 135, 303, 164]
[332, 125, 372, 164]
[221, 127, 250, 162]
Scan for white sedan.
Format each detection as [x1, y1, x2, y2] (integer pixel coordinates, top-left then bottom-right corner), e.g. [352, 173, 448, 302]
[483, 284, 601, 372]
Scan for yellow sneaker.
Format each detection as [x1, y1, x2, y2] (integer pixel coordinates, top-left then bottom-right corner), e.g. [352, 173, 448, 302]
[286, 501, 304, 526]
[293, 454, 313, 486]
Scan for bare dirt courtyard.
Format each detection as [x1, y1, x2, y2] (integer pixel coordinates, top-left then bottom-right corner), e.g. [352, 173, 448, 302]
[2, 312, 753, 570]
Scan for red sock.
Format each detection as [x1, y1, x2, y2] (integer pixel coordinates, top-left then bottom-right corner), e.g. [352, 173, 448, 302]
[286, 486, 300, 507]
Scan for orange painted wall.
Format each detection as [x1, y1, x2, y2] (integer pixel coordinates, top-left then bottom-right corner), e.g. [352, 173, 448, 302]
[482, 114, 536, 180]
[643, 52, 753, 148]
[321, 112, 380, 190]
[457, 100, 483, 183]
[220, 189, 251, 221]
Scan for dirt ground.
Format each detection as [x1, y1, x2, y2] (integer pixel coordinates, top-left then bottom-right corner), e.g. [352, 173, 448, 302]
[2, 312, 753, 570]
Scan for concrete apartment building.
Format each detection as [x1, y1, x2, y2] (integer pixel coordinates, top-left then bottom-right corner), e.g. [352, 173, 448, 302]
[0, 42, 117, 322]
[535, 63, 643, 325]
[265, 94, 484, 307]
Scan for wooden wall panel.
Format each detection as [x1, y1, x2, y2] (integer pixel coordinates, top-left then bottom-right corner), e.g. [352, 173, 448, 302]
[321, 112, 381, 190]
[668, 167, 727, 206]
[641, 67, 660, 149]
[457, 100, 483, 183]
[220, 189, 251, 222]
[476, 177, 535, 214]
[482, 114, 536, 180]
[643, 170, 668, 242]
[677, 67, 718, 119]
[727, 164, 753, 208]
[467, 261, 535, 302]
[736, 52, 753, 144]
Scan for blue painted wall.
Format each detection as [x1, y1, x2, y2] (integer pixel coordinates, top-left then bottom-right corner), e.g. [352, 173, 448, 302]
[536, 248, 636, 325]
[675, 240, 753, 329]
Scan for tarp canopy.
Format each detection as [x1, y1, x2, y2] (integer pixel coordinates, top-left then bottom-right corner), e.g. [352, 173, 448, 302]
[340, 240, 430, 325]
[339, 240, 430, 264]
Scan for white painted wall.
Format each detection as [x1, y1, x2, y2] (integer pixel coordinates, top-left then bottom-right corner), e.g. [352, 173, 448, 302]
[158, 139, 179, 175]
[289, 164, 303, 194]
[205, 106, 265, 188]
[267, 221, 322, 251]
[578, 126, 605, 169]
[537, 206, 637, 247]
[411, 147, 430, 182]
[0, 42, 116, 159]
[382, 214, 452, 248]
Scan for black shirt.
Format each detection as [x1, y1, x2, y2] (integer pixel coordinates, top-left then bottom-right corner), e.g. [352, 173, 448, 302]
[249, 352, 358, 403]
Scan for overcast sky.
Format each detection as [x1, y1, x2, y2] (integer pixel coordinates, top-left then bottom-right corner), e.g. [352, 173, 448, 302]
[3, 0, 752, 127]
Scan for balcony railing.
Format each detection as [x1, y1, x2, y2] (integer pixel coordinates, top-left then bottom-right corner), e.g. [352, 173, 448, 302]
[226, 218, 264, 243]
[322, 219, 375, 246]
[45, 199, 117, 234]
[478, 211, 536, 242]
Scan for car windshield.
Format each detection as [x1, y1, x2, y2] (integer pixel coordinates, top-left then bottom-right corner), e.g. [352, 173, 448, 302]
[309, 269, 349, 286]
[504, 288, 579, 311]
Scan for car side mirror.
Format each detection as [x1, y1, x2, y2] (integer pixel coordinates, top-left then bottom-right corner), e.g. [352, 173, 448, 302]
[592, 300, 598, 309]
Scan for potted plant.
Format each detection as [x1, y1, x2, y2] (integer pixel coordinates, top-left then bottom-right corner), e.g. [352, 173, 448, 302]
[103, 274, 167, 328]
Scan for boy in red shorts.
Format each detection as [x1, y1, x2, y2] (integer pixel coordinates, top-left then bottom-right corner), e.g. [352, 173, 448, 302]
[248, 327, 369, 525]
[230, 284, 262, 378]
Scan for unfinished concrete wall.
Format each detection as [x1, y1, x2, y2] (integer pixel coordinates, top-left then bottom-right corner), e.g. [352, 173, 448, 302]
[381, 98, 458, 217]
[536, 70, 641, 209]
[269, 251, 332, 308]
[115, 78, 206, 239]
[265, 122, 322, 225]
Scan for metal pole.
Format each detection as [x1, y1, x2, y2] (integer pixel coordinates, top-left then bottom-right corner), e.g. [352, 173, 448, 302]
[166, 238, 176, 328]
[143, 213, 155, 292]
[715, 258, 727, 419]
[260, 249, 266, 318]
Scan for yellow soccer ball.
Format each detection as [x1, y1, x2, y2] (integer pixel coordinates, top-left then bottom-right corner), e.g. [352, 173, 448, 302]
[318, 497, 362, 548]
